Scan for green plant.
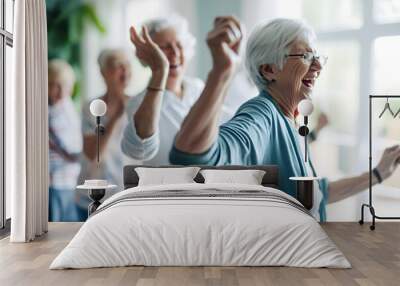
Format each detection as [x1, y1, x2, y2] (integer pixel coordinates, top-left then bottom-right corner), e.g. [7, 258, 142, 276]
[47, 0, 106, 99]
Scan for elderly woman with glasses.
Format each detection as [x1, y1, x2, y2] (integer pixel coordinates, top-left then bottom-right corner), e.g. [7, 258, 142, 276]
[170, 18, 400, 221]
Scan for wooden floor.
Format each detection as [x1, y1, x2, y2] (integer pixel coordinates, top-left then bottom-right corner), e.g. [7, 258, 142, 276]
[1, 222, 399, 286]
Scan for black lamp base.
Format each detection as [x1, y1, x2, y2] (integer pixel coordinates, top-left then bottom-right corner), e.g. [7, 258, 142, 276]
[295, 180, 314, 210]
[289, 177, 318, 210]
[88, 189, 106, 216]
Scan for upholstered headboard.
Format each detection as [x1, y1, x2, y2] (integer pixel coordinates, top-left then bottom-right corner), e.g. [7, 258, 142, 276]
[123, 165, 279, 189]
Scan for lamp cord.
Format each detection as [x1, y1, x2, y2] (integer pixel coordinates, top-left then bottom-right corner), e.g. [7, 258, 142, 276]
[96, 116, 100, 166]
[305, 135, 308, 163]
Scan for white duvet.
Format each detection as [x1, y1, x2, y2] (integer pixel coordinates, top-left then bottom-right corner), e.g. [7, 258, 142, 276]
[50, 183, 350, 269]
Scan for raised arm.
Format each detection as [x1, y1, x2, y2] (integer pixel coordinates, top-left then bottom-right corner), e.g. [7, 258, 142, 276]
[328, 145, 400, 203]
[130, 26, 169, 139]
[174, 16, 243, 154]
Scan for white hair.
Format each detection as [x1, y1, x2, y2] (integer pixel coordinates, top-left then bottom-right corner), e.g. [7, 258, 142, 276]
[48, 59, 75, 91]
[144, 14, 196, 61]
[98, 48, 128, 71]
[245, 18, 316, 92]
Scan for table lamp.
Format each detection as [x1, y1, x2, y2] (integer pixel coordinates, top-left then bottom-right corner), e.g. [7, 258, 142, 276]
[77, 99, 116, 216]
[298, 99, 314, 162]
[89, 99, 107, 163]
[289, 99, 319, 210]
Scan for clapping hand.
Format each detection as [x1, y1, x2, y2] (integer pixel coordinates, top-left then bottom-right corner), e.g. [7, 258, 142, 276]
[206, 16, 243, 73]
[129, 26, 169, 74]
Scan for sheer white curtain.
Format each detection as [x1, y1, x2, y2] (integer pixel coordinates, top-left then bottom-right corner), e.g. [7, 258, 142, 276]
[7, 0, 48, 242]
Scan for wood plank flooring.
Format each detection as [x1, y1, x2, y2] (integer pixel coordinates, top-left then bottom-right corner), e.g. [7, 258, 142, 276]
[1, 222, 399, 286]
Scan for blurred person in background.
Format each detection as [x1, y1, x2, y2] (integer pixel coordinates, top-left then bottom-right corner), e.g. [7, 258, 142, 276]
[309, 112, 329, 143]
[121, 15, 245, 164]
[48, 59, 82, 222]
[78, 49, 138, 220]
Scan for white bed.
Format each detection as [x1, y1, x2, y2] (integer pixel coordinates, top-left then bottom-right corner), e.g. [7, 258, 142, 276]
[50, 182, 350, 269]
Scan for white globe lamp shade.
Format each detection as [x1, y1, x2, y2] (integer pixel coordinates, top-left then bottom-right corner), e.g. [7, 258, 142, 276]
[298, 99, 314, 116]
[90, 99, 107, 117]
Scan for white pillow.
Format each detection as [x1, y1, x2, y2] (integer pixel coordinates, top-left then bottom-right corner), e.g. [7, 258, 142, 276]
[135, 167, 200, 186]
[200, 169, 266, 185]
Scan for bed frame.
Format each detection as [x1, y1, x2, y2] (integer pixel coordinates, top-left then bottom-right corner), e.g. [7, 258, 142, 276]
[123, 165, 279, 189]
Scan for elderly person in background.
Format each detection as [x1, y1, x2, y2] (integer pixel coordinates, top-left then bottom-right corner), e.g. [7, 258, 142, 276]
[48, 59, 82, 222]
[309, 112, 329, 143]
[78, 49, 137, 218]
[121, 15, 244, 164]
[170, 18, 400, 221]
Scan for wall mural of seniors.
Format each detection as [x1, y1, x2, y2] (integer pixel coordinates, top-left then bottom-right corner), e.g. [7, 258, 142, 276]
[169, 18, 400, 222]
[121, 15, 244, 165]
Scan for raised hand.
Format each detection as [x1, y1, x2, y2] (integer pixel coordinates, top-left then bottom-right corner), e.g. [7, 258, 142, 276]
[376, 145, 400, 180]
[206, 16, 243, 73]
[130, 26, 169, 74]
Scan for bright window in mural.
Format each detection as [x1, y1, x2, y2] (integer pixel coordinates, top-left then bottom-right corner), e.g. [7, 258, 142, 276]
[302, 0, 363, 31]
[313, 1, 400, 182]
[301, 0, 363, 138]
[372, 36, 400, 142]
[313, 41, 360, 135]
[374, 0, 400, 24]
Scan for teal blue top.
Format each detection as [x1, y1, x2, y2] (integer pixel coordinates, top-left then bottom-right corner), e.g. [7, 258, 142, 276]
[170, 91, 329, 221]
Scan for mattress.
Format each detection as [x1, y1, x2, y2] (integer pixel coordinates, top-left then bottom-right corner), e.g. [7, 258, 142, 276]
[50, 183, 350, 269]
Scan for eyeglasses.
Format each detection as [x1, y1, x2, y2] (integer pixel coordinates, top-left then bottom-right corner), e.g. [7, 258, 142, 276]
[285, 52, 328, 66]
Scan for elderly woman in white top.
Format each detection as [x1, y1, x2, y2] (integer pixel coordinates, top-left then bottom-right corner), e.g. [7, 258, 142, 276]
[80, 49, 138, 189]
[77, 49, 141, 220]
[48, 59, 82, 221]
[121, 15, 245, 164]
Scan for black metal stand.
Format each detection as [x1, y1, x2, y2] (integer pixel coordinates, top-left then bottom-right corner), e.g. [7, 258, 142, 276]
[88, 188, 106, 216]
[295, 180, 314, 210]
[359, 95, 400, 230]
[95, 116, 105, 164]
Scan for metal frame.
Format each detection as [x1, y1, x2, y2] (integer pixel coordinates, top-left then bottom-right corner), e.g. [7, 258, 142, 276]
[317, 0, 400, 176]
[1, 0, 14, 230]
[359, 95, 400, 230]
